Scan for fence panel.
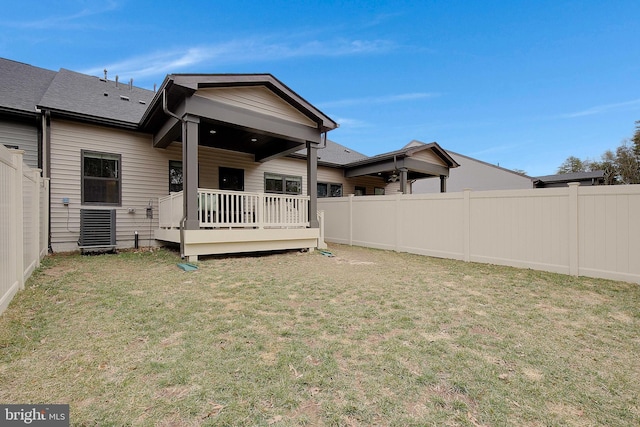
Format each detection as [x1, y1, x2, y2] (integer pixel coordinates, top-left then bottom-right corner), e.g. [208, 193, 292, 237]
[319, 184, 640, 284]
[0, 146, 20, 314]
[578, 185, 640, 282]
[0, 146, 49, 316]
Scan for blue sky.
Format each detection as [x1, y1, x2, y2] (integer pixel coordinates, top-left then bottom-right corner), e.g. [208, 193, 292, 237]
[2, 0, 639, 176]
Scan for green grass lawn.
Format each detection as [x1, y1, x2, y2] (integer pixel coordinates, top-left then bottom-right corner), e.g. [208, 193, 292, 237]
[1, 244, 638, 426]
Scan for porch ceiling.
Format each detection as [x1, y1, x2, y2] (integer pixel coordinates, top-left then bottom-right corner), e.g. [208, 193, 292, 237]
[198, 119, 305, 161]
[344, 157, 451, 180]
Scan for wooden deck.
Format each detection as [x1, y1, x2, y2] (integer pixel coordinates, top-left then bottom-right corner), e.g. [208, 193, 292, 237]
[156, 189, 324, 260]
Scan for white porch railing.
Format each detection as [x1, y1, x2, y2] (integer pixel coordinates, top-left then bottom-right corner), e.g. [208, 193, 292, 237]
[158, 188, 310, 229]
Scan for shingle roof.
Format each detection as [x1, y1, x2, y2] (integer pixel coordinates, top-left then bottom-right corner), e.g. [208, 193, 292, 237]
[0, 58, 56, 115]
[38, 69, 155, 126]
[534, 171, 605, 183]
[345, 140, 459, 168]
[292, 139, 369, 166]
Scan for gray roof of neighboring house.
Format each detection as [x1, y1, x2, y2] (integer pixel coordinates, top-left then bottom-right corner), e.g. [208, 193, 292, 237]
[534, 170, 605, 183]
[292, 139, 369, 166]
[347, 140, 459, 168]
[0, 58, 57, 116]
[38, 69, 155, 127]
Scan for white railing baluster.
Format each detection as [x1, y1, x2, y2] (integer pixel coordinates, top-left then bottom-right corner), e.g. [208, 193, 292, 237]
[158, 189, 310, 229]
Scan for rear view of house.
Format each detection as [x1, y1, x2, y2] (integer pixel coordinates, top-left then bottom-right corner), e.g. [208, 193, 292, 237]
[0, 57, 458, 260]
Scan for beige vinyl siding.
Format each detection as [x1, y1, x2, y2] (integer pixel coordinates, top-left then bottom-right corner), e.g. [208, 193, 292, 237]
[49, 119, 392, 251]
[413, 152, 533, 193]
[411, 149, 447, 166]
[195, 86, 317, 128]
[317, 167, 388, 195]
[50, 120, 181, 252]
[198, 147, 311, 194]
[50, 121, 327, 251]
[0, 120, 38, 169]
[199, 150, 388, 196]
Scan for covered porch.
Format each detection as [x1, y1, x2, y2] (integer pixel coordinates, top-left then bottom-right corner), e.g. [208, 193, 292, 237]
[156, 188, 323, 260]
[140, 73, 337, 260]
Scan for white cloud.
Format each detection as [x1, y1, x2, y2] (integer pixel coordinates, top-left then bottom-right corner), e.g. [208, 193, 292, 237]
[318, 92, 438, 109]
[3, 1, 119, 30]
[332, 117, 370, 129]
[80, 37, 395, 81]
[560, 98, 640, 118]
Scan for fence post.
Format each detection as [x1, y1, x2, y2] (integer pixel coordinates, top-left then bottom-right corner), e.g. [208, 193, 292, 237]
[348, 194, 354, 246]
[13, 151, 25, 290]
[463, 189, 471, 262]
[317, 210, 327, 249]
[568, 182, 580, 276]
[395, 192, 401, 252]
[32, 169, 41, 268]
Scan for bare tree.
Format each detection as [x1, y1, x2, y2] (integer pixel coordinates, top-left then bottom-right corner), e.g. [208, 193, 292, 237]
[555, 120, 640, 184]
[615, 140, 640, 184]
[588, 150, 617, 185]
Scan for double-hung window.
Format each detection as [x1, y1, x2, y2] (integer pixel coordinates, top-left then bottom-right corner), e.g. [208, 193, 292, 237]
[82, 150, 121, 205]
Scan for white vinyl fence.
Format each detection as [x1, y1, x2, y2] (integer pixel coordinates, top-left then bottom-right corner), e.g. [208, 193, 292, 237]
[0, 146, 49, 315]
[319, 183, 640, 284]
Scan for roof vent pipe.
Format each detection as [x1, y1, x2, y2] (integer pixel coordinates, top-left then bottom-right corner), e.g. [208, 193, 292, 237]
[153, 83, 157, 93]
[129, 78, 133, 91]
[115, 75, 119, 87]
[104, 69, 107, 80]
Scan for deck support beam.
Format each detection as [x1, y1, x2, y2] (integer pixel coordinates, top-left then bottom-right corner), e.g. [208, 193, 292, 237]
[399, 168, 409, 194]
[440, 175, 447, 193]
[183, 114, 200, 230]
[307, 141, 319, 228]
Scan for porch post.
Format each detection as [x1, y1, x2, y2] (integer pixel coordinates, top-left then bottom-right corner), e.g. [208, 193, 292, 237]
[399, 168, 409, 194]
[306, 141, 319, 228]
[440, 175, 447, 193]
[182, 114, 200, 230]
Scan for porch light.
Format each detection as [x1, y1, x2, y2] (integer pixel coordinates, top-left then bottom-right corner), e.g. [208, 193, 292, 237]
[251, 138, 258, 142]
[209, 130, 216, 134]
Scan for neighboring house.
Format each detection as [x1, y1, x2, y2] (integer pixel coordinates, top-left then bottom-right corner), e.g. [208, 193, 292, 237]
[0, 59, 56, 169]
[412, 145, 534, 193]
[0, 57, 457, 260]
[293, 139, 459, 196]
[533, 171, 605, 188]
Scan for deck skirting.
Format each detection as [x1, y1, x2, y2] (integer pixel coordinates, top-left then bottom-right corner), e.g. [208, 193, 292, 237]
[155, 227, 320, 259]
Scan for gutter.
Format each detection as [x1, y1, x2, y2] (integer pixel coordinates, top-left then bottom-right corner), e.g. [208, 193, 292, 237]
[38, 108, 140, 130]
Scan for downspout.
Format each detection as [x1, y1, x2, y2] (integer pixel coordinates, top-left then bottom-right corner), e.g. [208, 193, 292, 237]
[162, 89, 187, 258]
[43, 110, 53, 253]
[318, 131, 327, 150]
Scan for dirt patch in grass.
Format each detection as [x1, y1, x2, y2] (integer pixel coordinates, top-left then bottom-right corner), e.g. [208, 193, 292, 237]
[1, 244, 639, 426]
